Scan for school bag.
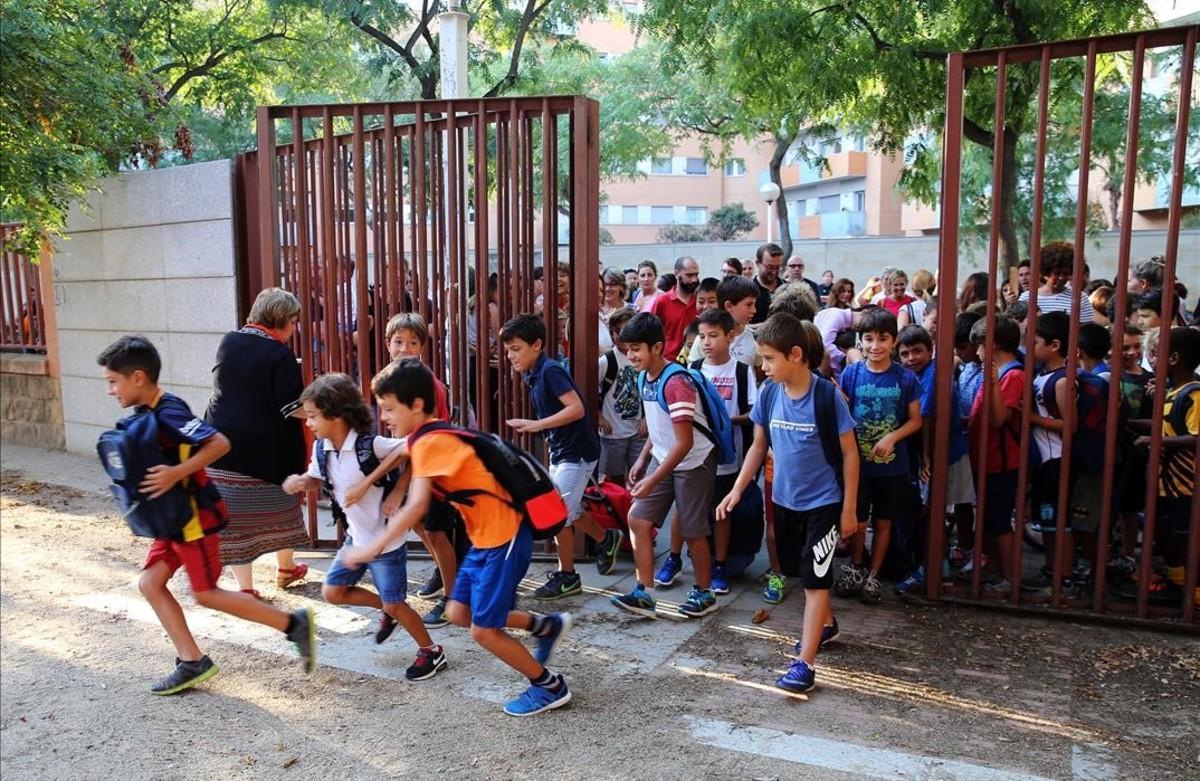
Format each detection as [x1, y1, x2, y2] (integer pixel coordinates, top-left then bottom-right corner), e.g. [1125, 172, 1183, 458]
[690, 358, 753, 447]
[405, 421, 568, 540]
[314, 434, 401, 533]
[599, 350, 620, 404]
[1041, 368, 1112, 475]
[97, 411, 199, 540]
[582, 478, 653, 551]
[637, 362, 737, 465]
[757, 376, 845, 487]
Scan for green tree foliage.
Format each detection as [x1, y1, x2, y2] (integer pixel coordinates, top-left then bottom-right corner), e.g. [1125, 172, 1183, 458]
[705, 202, 758, 241]
[656, 224, 707, 242]
[643, 0, 1167, 267]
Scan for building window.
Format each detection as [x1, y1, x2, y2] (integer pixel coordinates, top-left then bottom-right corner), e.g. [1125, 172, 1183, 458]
[599, 206, 610, 225]
[853, 190, 866, 212]
[723, 158, 746, 177]
[650, 157, 673, 175]
[651, 205, 675, 224]
[818, 194, 841, 214]
[622, 1, 640, 15]
[685, 157, 707, 175]
[686, 206, 707, 225]
[793, 199, 805, 217]
[621, 205, 639, 224]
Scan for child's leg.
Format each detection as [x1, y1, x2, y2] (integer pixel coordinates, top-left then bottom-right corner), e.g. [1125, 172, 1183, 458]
[384, 601, 435, 648]
[229, 562, 256, 591]
[322, 583, 383, 608]
[193, 588, 290, 631]
[685, 536, 712, 588]
[713, 516, 732, 563]
[554, 527, 577, 573]
[471, 624, 542, 678]
[423, 530, 458, 595]
[1120, 513, 1139, 557]
[138, 559, 204, 661]
[669, 511, 684, 557]
[628, 517, 657, 587]
[765, 481, 781, 572]
[798, 589, 831, 666]
[868, 519, 891, 576]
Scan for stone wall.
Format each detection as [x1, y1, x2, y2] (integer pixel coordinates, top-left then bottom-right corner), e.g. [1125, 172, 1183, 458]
[1, 355, 66, 450]
[54, 160, 239, 455]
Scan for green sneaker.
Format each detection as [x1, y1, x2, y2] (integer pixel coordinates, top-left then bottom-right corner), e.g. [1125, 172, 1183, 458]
[287, 607, 318, 673]
[763, 572, 786, 604]
[150, 656, 219, 695]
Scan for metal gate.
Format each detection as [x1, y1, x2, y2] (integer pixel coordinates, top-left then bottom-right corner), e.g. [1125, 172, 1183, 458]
[929, 25, 1198, 628]
[235, 96, 601, 547]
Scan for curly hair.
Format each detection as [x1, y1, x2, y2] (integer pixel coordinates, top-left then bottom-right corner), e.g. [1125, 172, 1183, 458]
[299, 373, 373, 435]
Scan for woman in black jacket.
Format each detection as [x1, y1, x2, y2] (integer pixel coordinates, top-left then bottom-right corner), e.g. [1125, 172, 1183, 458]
[205, 288, 310, 598]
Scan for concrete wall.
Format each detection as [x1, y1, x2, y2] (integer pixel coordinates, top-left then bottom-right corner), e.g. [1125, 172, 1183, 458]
[599, 229, 1200, 291]
[54, 160, 239, 455]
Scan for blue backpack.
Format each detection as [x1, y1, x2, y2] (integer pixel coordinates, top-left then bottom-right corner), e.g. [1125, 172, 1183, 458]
[97, 411, 196, 540]
[1043, 367, 1113, 475]
[638, 362, 736, 465]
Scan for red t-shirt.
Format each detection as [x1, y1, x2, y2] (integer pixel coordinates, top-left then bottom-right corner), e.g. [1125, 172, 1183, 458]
[650, 290, 697, 359]
[432, 377, 451, 421]
[881, 295, 917, 318]
[968, 363, 1025, 474]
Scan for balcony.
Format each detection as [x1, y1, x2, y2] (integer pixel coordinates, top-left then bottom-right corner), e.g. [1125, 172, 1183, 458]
[823, 151, 868, 180]
[820, 210, 866, 237]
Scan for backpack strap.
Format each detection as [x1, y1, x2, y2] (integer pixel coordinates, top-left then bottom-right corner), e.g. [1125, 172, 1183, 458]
[689, 358, 704, 371]
[599, 351, 619, 403]
[758, 380, 779, 448]
[813, 377, 845, 488]
[736, 361, 751, 416]
[314, 439, 332, 494]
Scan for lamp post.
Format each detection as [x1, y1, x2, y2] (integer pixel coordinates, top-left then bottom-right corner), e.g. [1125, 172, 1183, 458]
[759, 180, 781, 243]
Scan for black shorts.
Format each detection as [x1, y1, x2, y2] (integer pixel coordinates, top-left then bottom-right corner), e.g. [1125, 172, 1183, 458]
[423, 499, 463, 534]
[774, 502, 840, 589]
[1117, 452, 1148, 514]
[1161, 497, 1193, 535]
[982, 469, 1018, 535]
[857, 474, 914, 524]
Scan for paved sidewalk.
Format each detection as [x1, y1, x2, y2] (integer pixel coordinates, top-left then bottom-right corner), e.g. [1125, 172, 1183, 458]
[1, 444, 110, 496]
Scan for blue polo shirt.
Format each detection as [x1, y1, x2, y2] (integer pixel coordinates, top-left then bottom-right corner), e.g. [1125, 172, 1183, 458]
[525, 354, 601, 465]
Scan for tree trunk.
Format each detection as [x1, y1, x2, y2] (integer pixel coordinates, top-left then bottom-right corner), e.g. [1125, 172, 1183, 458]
[996, 127, 1020, 274]
[769, 133, 793, 257]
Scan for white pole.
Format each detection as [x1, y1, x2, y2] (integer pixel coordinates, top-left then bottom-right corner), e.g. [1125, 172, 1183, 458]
[766, 202, 774, 242]
[438, 2, 469, 99]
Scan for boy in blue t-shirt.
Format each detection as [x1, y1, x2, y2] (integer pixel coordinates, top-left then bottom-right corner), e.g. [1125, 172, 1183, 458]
[717, 314, 859, 693]
[97, 336, 316, 695]
[835, 308, 922, 604]
[501, 314, 623, 598]
[896, 325, 975, 595]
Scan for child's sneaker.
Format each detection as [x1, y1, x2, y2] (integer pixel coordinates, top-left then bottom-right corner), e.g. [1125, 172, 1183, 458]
[955, 553, 989, 582]
[503, 676, 572, 717]
[834, 563, 865, 597]
[711, 564, 730, 595]
[948, 546, 971, 569]
[611, 585, 657, 618]
[150, 656, 219, 695]
[775, 659, 815, 693]
[533, 613, 574, 665]
[533, 570, 582, 600]
[795, 619, 841, 653]
[405, 645, 447, 681]
[983, 578, 1013, 597]
[678, 586, 718, 618]
[860, 574, 883, 604]
[894, 566, 925, 597]
[762, 572, 786, 604]
[287, 607, 317, 673]
[595, 529, 623, 576]
[416, 569, 444, 599]
[654, 554, 683, 587]
[422, 599, 449, 628]
[375, 612, 398, 644]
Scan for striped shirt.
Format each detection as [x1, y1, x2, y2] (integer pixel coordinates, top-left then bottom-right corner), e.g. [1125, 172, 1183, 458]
[1018, 288, 1095, 322]
[642, 371, 714, 471]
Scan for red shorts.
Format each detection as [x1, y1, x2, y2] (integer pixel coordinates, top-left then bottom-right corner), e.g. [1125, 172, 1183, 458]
[144, 535, 223, 592]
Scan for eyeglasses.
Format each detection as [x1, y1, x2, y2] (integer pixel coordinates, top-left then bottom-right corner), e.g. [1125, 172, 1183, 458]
[788, 263, 804, 270]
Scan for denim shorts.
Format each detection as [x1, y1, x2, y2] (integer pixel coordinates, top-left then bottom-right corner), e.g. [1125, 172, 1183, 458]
[550, 459, 598, 524]
[449, 523, 533, 628]
[325, 540, 409, 605]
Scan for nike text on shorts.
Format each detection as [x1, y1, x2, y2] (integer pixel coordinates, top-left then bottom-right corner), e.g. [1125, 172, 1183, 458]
[772, 502, 841, 590]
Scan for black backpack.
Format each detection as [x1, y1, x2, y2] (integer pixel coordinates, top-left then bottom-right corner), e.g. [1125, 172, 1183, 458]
[97, 410, 197, 540]
[407, 421, 568, 540]
[600, 350, 620, 404]
[314, 434, 400, 533]
[757, 376, 845, 488]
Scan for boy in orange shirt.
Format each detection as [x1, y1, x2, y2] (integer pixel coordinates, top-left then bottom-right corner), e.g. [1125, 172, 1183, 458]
[344, 358, 573, 716]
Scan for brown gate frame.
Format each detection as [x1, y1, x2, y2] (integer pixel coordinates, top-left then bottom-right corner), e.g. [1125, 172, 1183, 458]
[929, 25, 1198, 627]
[236, 96, 601, 548]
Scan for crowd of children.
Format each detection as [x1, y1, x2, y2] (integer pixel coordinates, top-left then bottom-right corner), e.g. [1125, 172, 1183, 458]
[98, 239, 1198, 709]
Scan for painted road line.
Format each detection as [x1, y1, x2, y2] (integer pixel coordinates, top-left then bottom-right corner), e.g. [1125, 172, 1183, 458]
[685, 715, 1057, 781]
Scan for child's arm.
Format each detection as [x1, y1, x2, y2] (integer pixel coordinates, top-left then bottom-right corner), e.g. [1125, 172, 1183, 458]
[283, 473, 321, 495]
[987, 361, 1014, 428]
[1031, 375, 1075, 434]
[380, 468, 413, 518]
[342, 475, 433, 567]
[344, 443, 409, 507]
[632, 417, 693, 498]
[140, 432, 231, 499]
[509, 389, 585, 433]
[1135, 433, 1198, 449]
[872, 399, 922, 459]
[597, 413, 613, 436]
[715, 424, 767, 520]
[838, 429, 860, 538]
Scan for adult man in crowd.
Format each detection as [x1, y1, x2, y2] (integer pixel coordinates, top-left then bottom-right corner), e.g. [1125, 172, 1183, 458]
[751, 243, 784, 324]
[785, 255, 823, 304]
[1128, 256, 1164, 296]
[651, 255, 700, 357]
[1017, 259, 1032, 293]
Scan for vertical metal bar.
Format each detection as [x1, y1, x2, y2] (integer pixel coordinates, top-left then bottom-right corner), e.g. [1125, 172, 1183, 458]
[255, 107, 280, 288]
[571, 98, 600, 414]
[384, 106, 400, 315]
[414, 112, 430, 334]
[2, 242, 18, 347]
[1142, 24, 1196, 618]
[291, 108, 315, 384]
[495, 109, 511, 432]
[972, 52, 1007, 600]
[475, 103, 491, 432]
[926, 53, 966, 600]
[320, 109, 341, 374]
[1093, 36, 1146, 612]
[447, 108, 462, 423]
[456, 122, 471, 422]
[1053, 41, 1098, 608]
[1012, 46, 1053, 606]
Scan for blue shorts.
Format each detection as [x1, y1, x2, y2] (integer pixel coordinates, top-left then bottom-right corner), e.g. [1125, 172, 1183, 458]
[449, 523, 533, 628]
[325, 541, 409, 605]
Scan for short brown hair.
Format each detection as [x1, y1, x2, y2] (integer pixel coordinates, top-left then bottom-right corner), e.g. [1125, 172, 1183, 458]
[247, 287, 301, 329]
[299, 373, 372, 435]
[1041, 240, 1077, 274]
[756, 313, 823, 369]
[385, 311, 428, 345]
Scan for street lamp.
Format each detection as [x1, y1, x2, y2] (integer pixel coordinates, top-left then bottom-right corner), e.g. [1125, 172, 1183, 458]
[759, 180, 781, 242]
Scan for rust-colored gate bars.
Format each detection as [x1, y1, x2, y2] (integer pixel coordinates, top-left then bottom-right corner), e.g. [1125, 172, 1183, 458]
[236, 97, 600, 546]
[0, 224, 48, 354]
[930, 25, 1198, 627]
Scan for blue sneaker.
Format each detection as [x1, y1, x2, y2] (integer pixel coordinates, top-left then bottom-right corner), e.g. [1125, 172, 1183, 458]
[796, 619, 841, 652]
[762, 572, 786, 604]
[776, 659, 815, 693]
[711, 564, 729, 595]
[533, 613, 573, 665]
[894, 566, 925, 597]
[611, 585, 657, 618]
[678, 586, 718, 618]
[654, 554, 682, 587]
[503, 677, 572, 717]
